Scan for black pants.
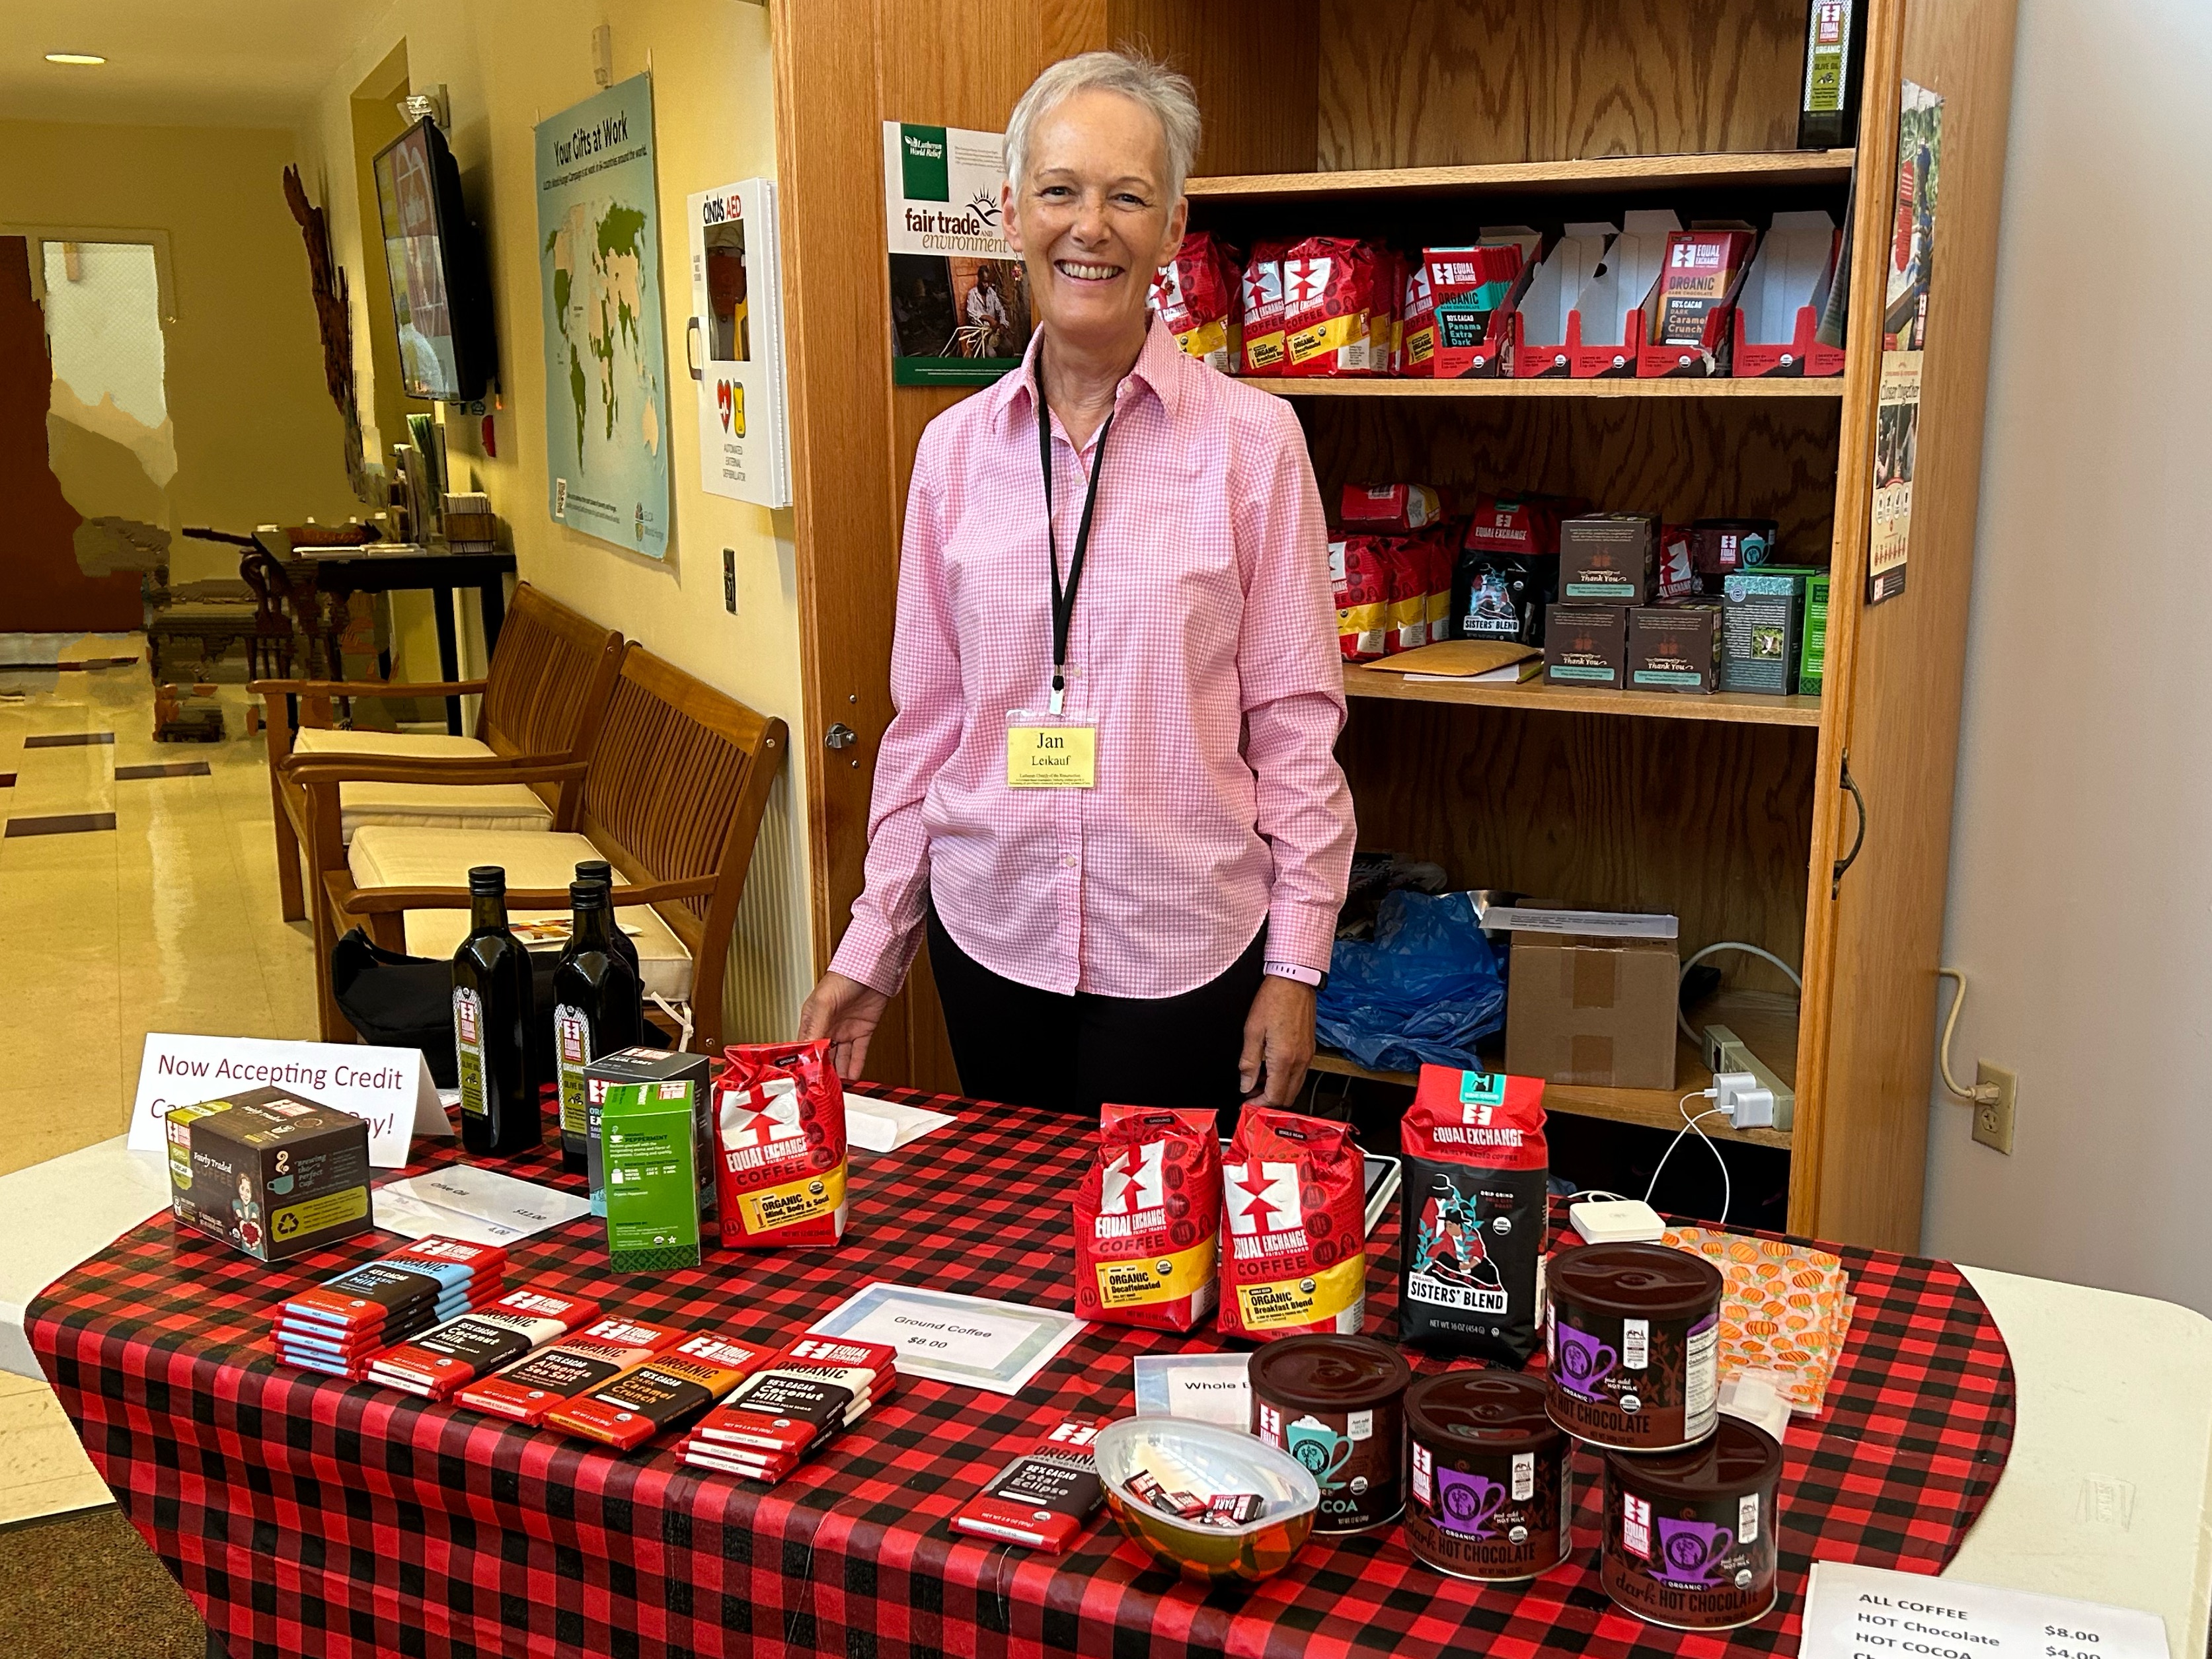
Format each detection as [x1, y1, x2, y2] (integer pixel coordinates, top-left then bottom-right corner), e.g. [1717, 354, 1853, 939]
[926, 906, 1266, 1118]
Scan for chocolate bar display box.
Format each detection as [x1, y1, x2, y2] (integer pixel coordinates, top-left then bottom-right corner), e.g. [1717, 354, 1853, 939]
[1543, 605, 1629, 690]
[165, 1086, 372, 1263]
[1564, 210, 1679, 378]
[1500, 222, 1613, 379]
[1731, 210, 1846, 378]
[1638, 227, 1755, 378]
[1425, 231, 1540, 378]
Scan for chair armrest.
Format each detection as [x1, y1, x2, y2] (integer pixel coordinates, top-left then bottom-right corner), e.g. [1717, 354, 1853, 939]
[284, 757, 586, 788]
[250, 677, 489, 699]
[335, 874, 716, 915]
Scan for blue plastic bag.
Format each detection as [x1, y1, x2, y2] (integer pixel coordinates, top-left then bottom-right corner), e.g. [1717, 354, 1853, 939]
[1315, 890, 1506, 1075]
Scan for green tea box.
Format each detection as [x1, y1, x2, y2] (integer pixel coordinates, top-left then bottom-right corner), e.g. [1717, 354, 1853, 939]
[599, 1080, 705, 1270]
[1798, 572, 1831, 695]
[165, 1086, 371, 1263]
[1720, 569, 1813, 694]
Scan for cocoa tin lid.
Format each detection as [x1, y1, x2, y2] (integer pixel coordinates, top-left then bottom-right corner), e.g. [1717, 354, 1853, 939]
[1549, 1241, 1724, 1317]
[1248, 1335, 1412, 1411]
[1406, 1368, 1560, 1453]
[1603, 1414, 1783, 1501]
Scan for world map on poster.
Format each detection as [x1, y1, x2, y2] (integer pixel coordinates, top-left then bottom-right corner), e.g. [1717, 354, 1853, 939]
[535, 75, 670, 559]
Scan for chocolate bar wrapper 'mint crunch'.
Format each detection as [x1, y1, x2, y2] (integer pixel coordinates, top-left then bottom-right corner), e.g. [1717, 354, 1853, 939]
[453, 1318, 687, 1424]
[545, 1334, 771, 1450]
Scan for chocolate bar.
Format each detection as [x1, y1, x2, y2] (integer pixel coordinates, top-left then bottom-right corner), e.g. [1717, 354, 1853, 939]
[1200, 1492, 1266, 1529]
[455, 1319, 687, 1424]
[367, 1288, 601, 1399]
[692, 1369, 869, 1456]
[949, 1416, 1104, 1552]
[546, 1334, 770, 1449]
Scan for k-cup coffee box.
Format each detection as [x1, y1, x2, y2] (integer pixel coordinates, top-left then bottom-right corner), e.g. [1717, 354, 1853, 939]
[1544, 604, 1629, 690]
[1628, 601, 1723, 693]
[600, 1081, 706, 1270]
[1689, 517, 1780, 575]
[1720, 568, 1817, 694]
[584, 1048, 713, 1218]
[1798, 572, 1831, 695]
[1560, 512, 1658, 604]
[164, 1086, 371, 1263]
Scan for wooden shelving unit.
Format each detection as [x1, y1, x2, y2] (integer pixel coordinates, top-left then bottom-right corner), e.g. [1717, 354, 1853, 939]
[1257, 378, 1845, 400]
[1345, 664, 1823, 727]
[1186, 149, 1859, 204]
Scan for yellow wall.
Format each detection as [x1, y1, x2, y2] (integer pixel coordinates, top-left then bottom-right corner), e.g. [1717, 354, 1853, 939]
[299, 0, 814, 1044]
[0, 118, 358, 583]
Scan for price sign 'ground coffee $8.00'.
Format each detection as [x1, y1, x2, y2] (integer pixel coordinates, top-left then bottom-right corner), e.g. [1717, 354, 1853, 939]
[1399, 1065, 1549, 1364]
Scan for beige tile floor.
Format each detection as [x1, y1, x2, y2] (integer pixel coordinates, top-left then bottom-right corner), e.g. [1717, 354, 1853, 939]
[1, 637, 321, 1522]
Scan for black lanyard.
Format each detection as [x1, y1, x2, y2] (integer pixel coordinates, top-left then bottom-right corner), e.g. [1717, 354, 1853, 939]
[1036, 356, 1112, 712]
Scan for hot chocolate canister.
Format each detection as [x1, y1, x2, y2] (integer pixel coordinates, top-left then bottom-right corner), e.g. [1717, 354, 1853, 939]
[1545, 1241, 1724, 1451]
[1403, 1370, 1570, 1581]
[1248, 1335, 1411, 1534]
[1600, 1414, 1784, 1629]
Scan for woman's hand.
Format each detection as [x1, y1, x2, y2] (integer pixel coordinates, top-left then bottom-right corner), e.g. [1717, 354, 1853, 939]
[1239, 977, 1316, 1106]
[797, 972, 892, 1083]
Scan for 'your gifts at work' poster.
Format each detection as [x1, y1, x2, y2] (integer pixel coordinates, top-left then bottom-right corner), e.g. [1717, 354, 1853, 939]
[536, 75, 672, 559]
[1869, 79, 1943, 606]
[882, 122, 1034, 385]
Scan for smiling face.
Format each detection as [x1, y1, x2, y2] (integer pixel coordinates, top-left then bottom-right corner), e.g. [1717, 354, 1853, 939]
[1003, 87, 1187, 356]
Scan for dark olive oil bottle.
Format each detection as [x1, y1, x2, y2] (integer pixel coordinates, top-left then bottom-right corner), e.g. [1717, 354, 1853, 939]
[551, 880, 644, 1173]
[452, 865, 541, 1157]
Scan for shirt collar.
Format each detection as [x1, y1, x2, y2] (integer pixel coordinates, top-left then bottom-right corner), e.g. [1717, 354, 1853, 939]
[993, 314, 1184, 435]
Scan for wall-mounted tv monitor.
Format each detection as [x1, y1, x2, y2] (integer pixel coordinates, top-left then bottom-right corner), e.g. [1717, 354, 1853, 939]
[373, 117, 496, 403]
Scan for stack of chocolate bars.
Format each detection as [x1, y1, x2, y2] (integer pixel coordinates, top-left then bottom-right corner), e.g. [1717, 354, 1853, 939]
[455, 1317, 689, 1425]
[271, 1239, 507, 1379]
[547, 1332, 773, 1450]
[365, 1286, 603, 1401]
[680, 1334, 898, 1484]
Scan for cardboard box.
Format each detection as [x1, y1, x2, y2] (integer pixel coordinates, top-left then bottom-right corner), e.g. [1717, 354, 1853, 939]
[1629, 602, 1723, 693]
[1567, 210, 1680, 377]
[1505, 933, 1681, 1090]
[1641, 227, 1755, 378]
[1505, 221, 1613, 379]
[585, 1047, 714, 1218]
[1544, 603, 1628, 689]
[1720, 569, 1815, 694]
[600, 1080, 706, 1270]
[1426, 230, 1540, 377]
[1561, 514, 1658, 604]
[1799, 572, 1831, 695]
[164, 1086, 372, 1263]
[1731, 210, 1846, 378]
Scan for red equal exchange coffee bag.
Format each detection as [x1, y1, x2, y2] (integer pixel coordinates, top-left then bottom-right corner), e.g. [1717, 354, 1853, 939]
[1399, 1065, 1549, 1364]
[1073, 1105, 1221, 1331]
[1151, 231, 1241, 373]
[1219, 1105, 1369, 1342]
[1340, 483, 1445, 535]
[1381, 538, 1431, 655]
[1328, 537, 1390, 663]
[714, 1040, 849, 1249]
[1401, 258, 1439, 377]
[1238, 238, 1291, 375]
[1283, 237, 1380, 377]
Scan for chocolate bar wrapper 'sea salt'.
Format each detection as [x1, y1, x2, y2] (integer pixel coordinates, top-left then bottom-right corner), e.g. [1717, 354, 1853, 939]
[1399, 1065, 1548, 1364]
[1218, 1105, 1369, 1342]
[713, 1041, 849, 1249]
[545, 1334, 771, 1450]
[950, 1416, 1105, 1553]
[454, 1318, 687, 1424]
[1071, 1106, 1219, 1332]
[369, 1288, 603, 1399]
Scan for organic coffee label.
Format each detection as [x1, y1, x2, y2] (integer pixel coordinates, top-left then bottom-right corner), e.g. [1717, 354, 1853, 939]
[453, 987, 486, 1118]
[1073, 1106, 1221, 1331]
[1399, 1067, 1549, 1362]
[1219, 1106, 1368, 1341]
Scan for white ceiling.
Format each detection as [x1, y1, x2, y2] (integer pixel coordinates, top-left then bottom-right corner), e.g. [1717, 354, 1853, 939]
[0, 0, 375, 128]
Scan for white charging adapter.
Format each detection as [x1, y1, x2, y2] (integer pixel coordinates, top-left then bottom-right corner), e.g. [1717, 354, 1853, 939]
[1568, 1198, 1668, 1243]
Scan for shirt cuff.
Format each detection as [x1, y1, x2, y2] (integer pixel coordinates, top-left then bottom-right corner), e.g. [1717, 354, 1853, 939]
[1264, 899, 1339, 981]
[827, 914, 920, 1000]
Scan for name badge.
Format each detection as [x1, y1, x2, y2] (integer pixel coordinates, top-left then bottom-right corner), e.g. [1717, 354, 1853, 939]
[1005, 713, 1096, 789]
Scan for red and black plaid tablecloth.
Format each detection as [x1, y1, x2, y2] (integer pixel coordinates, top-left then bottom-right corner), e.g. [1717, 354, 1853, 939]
[31, 1093, 2014, 1659]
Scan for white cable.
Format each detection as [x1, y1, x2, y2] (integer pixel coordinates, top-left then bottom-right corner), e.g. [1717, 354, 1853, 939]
[1565, 1189, 1632, 1205]
[1934, 970, 1998, 1104]
[1677, 941, 1804, 1047]
[650, 993, 695, 1053]
[1645, 1089, 1732, 1227]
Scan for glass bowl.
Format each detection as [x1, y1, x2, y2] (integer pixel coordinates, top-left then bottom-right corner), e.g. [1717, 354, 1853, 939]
[1094, 1417, 1322, 1584]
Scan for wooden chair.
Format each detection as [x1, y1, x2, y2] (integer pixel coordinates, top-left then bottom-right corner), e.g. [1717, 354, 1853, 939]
[253, 581, 623, 925]
[293, 645, 788, 1055]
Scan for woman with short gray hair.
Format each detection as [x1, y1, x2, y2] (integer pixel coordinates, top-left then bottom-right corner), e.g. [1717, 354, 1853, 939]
[801, 50, 1354, 1121]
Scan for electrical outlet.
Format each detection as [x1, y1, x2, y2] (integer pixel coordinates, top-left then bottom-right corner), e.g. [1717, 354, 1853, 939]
[1972, 1061, 2016, 1153]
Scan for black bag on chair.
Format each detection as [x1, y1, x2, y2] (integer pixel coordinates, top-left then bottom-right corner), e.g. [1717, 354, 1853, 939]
[330, 928, 560, 1088]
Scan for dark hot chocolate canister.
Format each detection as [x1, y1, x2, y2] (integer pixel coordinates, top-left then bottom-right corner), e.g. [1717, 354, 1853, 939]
[1248, 1335, 1412, 1533]
[1601, 1415, 1784, 1629]
[1403, 1370, 1570, 1581]
[1546, 1242, 1724, 1450]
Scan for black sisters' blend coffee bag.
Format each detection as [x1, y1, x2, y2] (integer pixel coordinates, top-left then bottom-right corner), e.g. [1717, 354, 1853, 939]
[1399, 1065, 1548, 1363]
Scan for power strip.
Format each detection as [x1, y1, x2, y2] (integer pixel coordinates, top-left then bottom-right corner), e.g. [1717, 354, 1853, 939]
[1702, 1024, 1796, 1130]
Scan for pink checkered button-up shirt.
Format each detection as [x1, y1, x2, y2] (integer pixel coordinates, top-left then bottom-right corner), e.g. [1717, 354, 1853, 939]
[829, 320, 1355, 1001]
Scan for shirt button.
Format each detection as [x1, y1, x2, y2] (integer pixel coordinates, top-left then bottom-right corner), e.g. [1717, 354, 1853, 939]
[1061, 855, 1078, 869]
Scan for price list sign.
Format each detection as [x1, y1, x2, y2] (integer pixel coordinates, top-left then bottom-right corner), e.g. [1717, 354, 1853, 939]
[1802, 1563, 2170, 1659]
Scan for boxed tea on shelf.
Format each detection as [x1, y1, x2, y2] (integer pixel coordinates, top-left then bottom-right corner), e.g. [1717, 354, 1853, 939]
[599, 1079, 707, 1270]
[165, 1087, 371, 1263]
[584, 1047, 713, 1218]
[1630, 602, 1724, 693]
[1720, 569, 1817, 695]
[1561, 513, 1658, 604]
[1543, 604, 1629, 689]
[1799, 572, 1831, 695]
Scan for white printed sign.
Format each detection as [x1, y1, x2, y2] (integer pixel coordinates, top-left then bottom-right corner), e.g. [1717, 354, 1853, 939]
[128, 1033, 450, 1169]
[1802, 1563, 2168, 1659]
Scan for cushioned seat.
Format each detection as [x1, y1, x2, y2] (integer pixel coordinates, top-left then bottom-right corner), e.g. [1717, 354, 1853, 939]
[348, 827, 694, 1001]
[292, 728, 554, 839]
